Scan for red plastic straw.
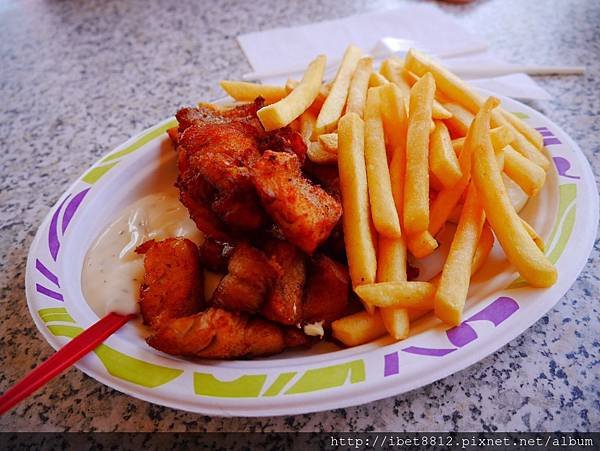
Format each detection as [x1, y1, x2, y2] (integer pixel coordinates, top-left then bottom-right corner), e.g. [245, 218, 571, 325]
[0, 312, 134, 415]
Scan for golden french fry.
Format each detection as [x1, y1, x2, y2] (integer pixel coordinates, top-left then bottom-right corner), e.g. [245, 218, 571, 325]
[364, 88, 402, 238]
[430, 220, 494, 286]
[380, 59, 451, 119]
[318, 132, 338, 153]
[369, 71, 389, 88]
[377, 236, 407, 283]
[338, 113, 378, 290]
[332, 310, 387, 346]
[429, 171, 445, 192]
[258, 55, 326, 131]
[299, 110, 316, 145]
[472, 222, 495, 275]
[404, 72, 435, 235]
[307, 141, 337, 164]
[345, 57, 373, 118]
[471, 98, 557, 287]
[501, 109, 544, 150]
[494, 116, 551, 170]
[407, 230, 439, 258]
[380, 83, 408, 218]
[219, 80, 287, 103]
[434, 182, 486, 326]
[380, 307, 410, 340]
[405, 49, 549, 169]
[355, 281, 436, 309]
[452, 126, 514, 154]
[503, 145, 546, 196]
[521, 217, 545, 251]
[315, 45, 362, 135]
[443, 102, 474, 138]
[430, 121, 463, 188]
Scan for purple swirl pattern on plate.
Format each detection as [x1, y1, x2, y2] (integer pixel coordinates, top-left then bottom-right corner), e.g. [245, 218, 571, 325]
[61, 188, 90, 234]
[35, 259, 60, 287]
[384, 297, 519, 376]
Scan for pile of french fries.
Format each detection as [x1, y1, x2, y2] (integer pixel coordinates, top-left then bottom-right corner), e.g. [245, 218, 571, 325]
[219, 46, 557, 346]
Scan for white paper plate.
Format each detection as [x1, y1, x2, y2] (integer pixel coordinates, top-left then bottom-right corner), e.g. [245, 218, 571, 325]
[25, 93, 598, 416]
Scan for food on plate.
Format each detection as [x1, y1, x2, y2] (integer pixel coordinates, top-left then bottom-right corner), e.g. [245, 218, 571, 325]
[364, 87, 402, 238]
[257, 55, 326, 131]
[85, 45, 558, 359]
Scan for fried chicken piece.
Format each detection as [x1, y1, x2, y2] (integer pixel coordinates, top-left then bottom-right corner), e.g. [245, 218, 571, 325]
[283, 326, 315, 349]
[177, 121, 267, 233]
[176, 98, 264, 133]
[302, 254, 350, 325]
[211, 243, 279, 312]
[198, 237, 236, 273]
[136, 238, 204, 329]
[258, 126, 307, 164]
[251, 151, 342, 255]
[146, 308, 285, 359]
[260, 239, 306, 325]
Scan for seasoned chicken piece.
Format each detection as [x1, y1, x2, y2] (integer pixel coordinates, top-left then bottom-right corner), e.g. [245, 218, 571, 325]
[283, 326, 315, 349]
[176, 98, 264, 133]
[260, 239, 306, 325]
[177, 121, 267, 233]
[258, 126, 307, 164]
[251, 151, 343, 254]
[136, 238, 204, 329]
[146, 308, 285, 358]
[198, 237, 236, 273]
[211, 243, 279, 312]
[303, 254, 350, 325]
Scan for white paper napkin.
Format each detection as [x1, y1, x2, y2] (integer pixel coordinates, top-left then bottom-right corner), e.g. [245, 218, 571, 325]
[237, 3, 550, 100]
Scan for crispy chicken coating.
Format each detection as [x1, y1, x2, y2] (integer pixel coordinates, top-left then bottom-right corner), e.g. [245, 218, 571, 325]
[136, 238, 204, 329]
[211, 243, 279, 312]
[260, 239, 306, 325]
[146, 307, 286, 358]
[302, 254, 350, 325]
[251, 151, 343, 254]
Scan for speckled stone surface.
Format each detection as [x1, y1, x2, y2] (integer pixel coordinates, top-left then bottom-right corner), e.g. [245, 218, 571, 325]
[0, 0, 598, 432]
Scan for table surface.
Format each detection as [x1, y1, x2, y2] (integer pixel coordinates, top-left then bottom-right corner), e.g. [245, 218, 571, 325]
[0, 0, 598, 433]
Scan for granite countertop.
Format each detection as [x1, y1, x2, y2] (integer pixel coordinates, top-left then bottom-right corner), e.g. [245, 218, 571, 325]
[0, 0, 598, 432]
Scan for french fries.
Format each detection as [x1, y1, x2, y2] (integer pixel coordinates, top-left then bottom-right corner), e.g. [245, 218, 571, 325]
[434, 182, 486, 326]
[315, 45, 362, 135]
[258, 55, 326, 131]
[377, 236, 407, 283]
[405, 48, 550, 170]
[345, 57, 373, 118]
[380, 83, 408, 219]
[318, 133, 338, 153]
[407, 230, 439, 258]
[442, 102, 474, 138]
[471, 98, 557, 287]
[307, 141, 337, 164]
[364, 88, 402, 238]
[217, 45, 557, 348]
[355, 282, 436, 309]
[501, 109, 544, 150]
[404, 72, 436, 235]
[338, 113, 378, 289]
[219, 80, 287, 103]
[380, 58, 451, 119]
[332, 310, 387, 346]
[503, 145, 546, 196]
[430, 121, 462, 188]
[369, 72, 389, 88]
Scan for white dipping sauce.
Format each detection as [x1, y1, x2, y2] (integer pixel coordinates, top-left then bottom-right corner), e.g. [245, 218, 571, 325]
[82, 188, 203, 317]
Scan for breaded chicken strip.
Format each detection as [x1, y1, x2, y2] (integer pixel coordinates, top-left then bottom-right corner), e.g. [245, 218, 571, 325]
[136, 238, 204, 329]
[211, 243, 279, 312]
[146, 307, 286, 358]
[260, 239, 306, 325]
[251, 151, 342, 254]
[303, 254, 350, 325]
